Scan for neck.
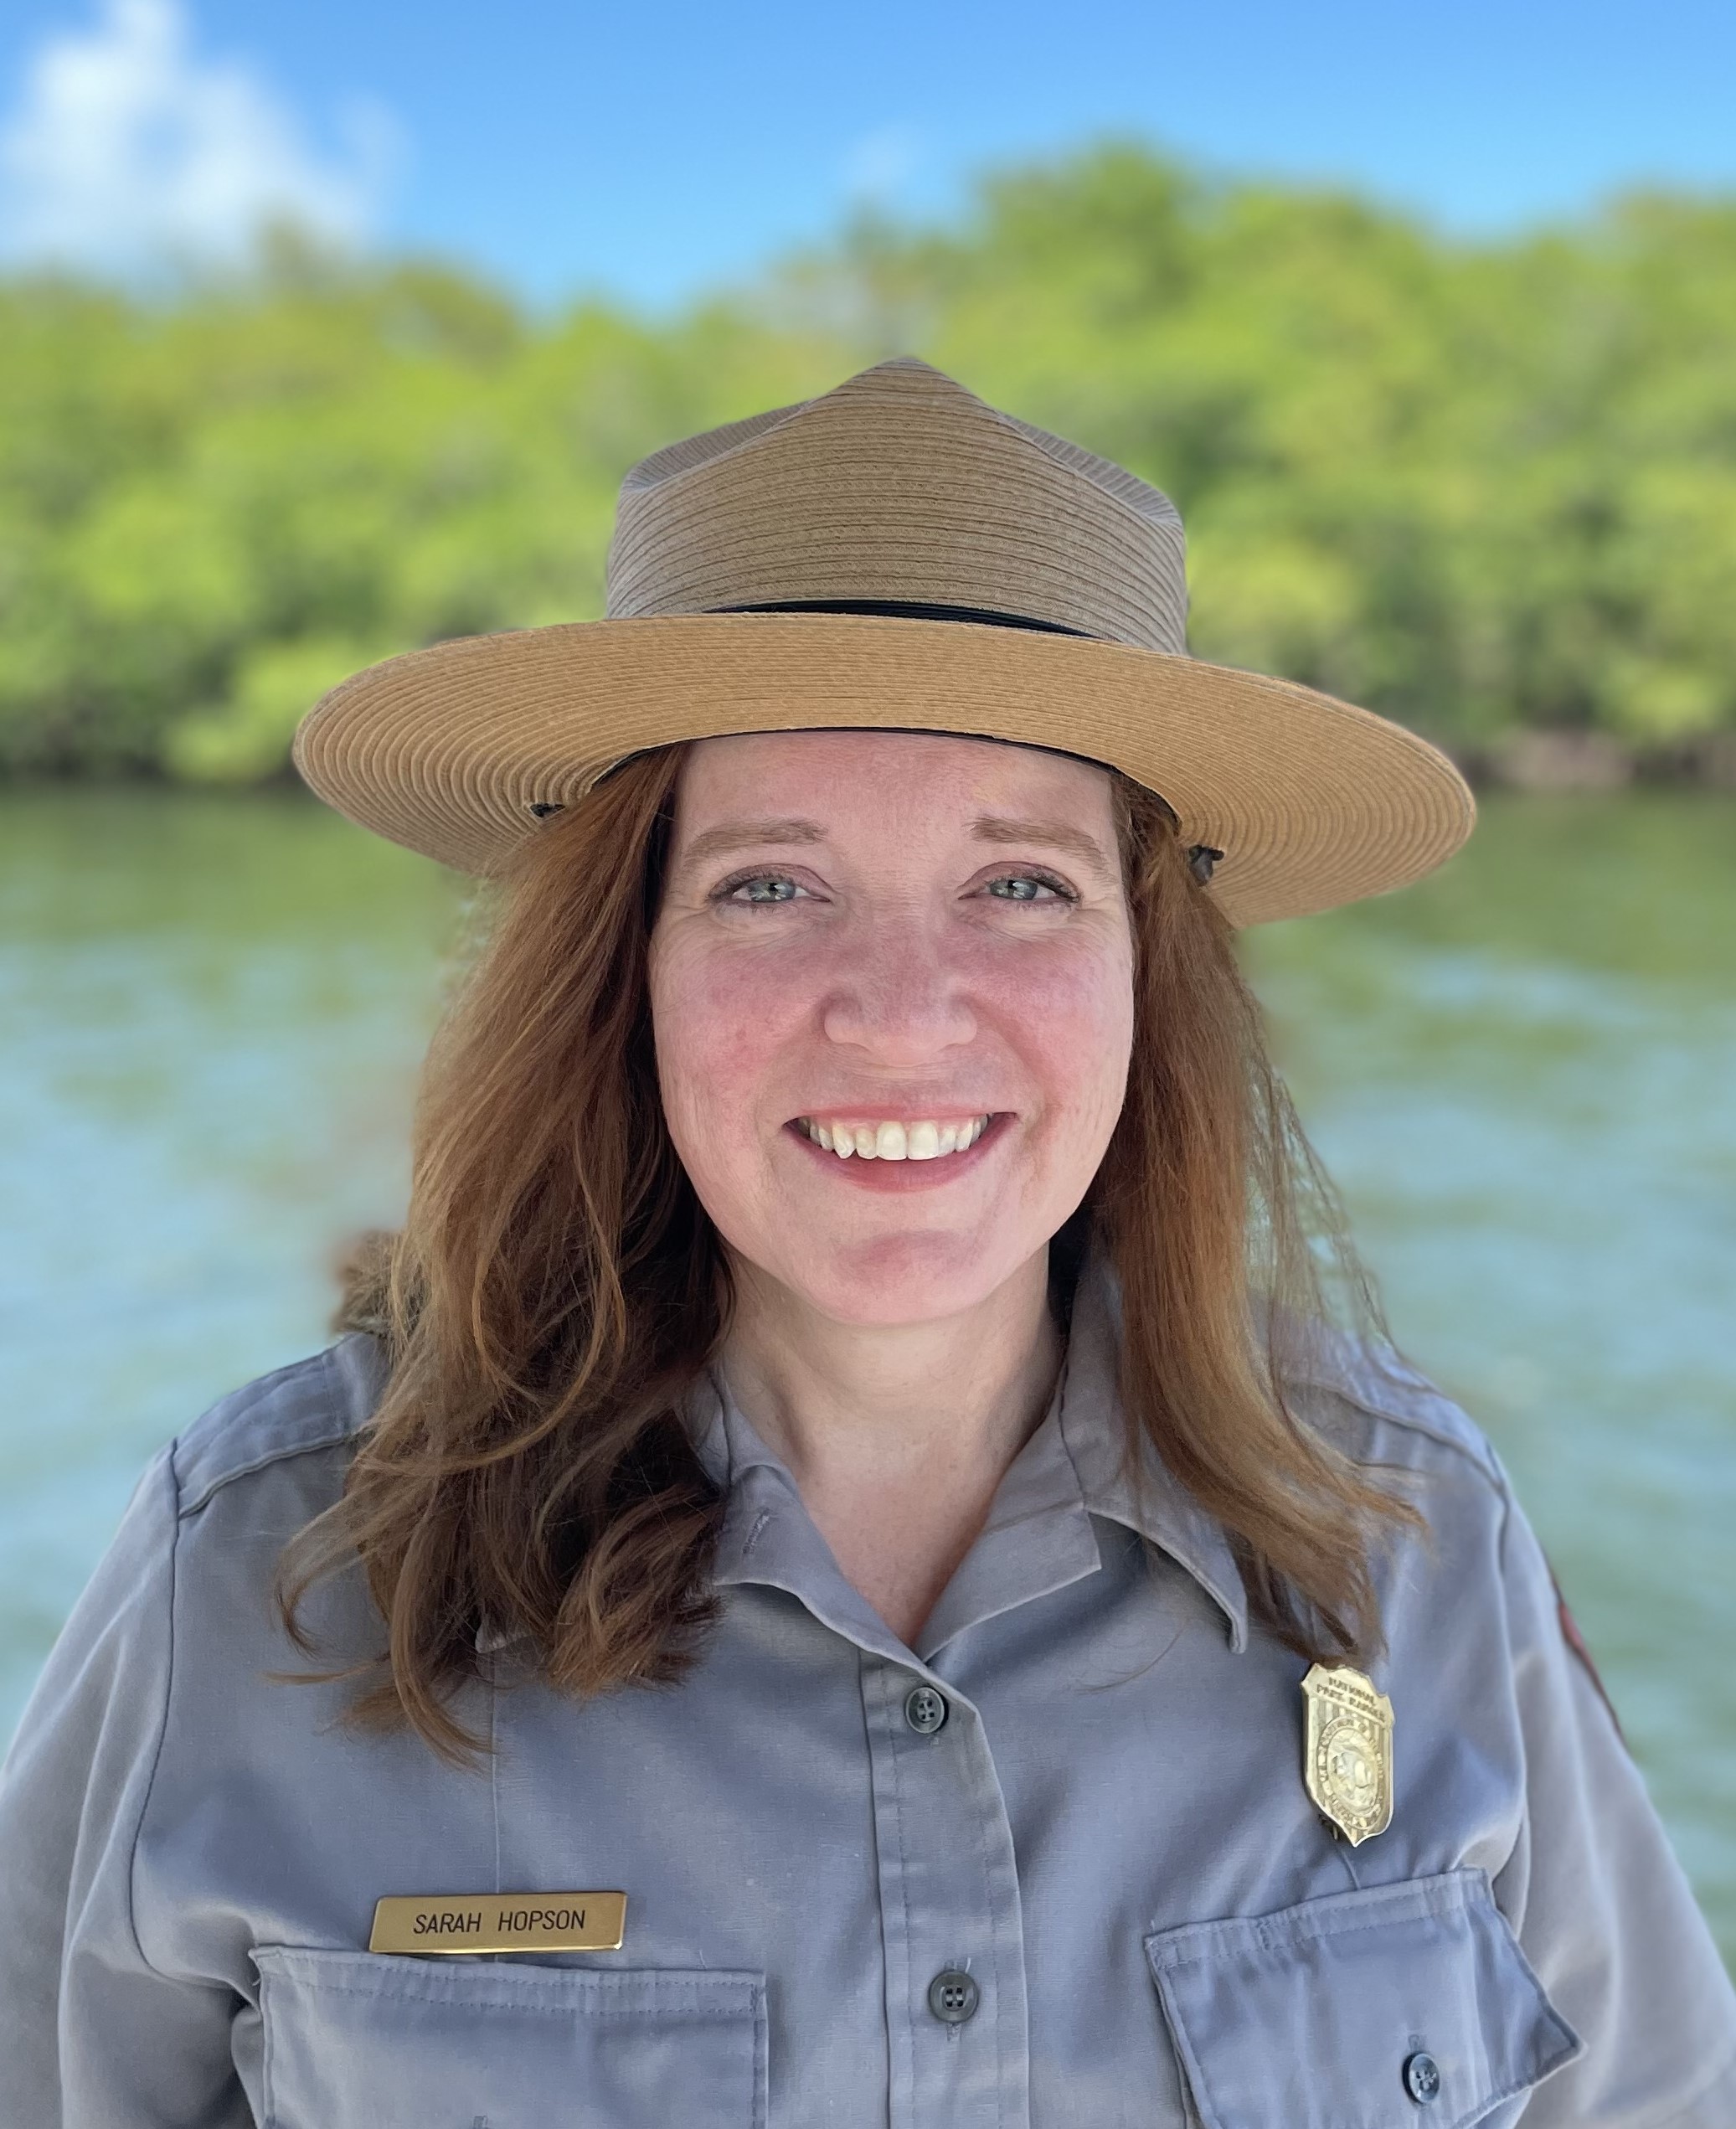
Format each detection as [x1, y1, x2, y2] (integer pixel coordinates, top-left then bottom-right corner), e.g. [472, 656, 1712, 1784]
[716, 1249, 1065, 1646]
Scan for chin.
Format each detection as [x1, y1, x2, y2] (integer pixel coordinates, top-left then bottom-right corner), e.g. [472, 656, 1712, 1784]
[766, 1234, 1028, 1328]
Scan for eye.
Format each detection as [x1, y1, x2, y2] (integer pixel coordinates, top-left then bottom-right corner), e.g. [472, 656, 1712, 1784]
[711, 870, 811, 906]
[981, 869, 1077, 905]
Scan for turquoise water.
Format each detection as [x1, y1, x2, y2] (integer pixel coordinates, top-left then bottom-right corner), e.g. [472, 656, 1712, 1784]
[2, 786, 1732, 1964]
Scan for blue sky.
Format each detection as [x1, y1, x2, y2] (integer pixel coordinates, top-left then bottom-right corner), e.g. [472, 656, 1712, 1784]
[2, 0, 1734, 310]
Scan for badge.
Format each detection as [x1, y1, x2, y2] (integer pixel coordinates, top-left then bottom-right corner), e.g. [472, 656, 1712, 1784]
[1301, 1662, 1393, 1844]
[368, 1892, 626, 1956]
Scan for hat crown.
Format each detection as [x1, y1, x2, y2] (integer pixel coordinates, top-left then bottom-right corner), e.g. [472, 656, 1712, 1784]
[604, 357, 1190, 654]
[294, 355, 1476, 925]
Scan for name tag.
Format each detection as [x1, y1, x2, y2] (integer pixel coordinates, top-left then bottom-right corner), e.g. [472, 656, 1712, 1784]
[368, 1892, 626, 1956]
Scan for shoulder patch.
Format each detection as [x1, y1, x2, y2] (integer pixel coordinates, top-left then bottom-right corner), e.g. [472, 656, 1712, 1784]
[1546, 1554, 1629, 1747]
[173, 1332, 389, 1517]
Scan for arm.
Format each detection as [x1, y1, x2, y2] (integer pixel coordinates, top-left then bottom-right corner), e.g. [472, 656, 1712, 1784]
[0, 1446, 250, 2128]
[1491, 1477, 1736, 2124]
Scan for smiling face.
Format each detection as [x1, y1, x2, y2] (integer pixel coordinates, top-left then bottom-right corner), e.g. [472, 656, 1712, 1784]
[646, 729, 1136, 1326]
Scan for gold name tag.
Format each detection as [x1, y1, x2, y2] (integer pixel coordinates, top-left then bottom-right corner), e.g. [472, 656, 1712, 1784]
[368, 1892, 626, 1956]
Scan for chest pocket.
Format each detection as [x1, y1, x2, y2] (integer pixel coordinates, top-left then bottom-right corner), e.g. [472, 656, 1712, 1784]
[1145, 1869, 1579, 2129]
[255, 1946, 766, 2129]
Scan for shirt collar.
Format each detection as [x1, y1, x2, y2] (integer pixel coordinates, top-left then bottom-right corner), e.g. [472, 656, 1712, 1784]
[685, 1369, 960, 1668]
[1051, 1245, 1249, 1651]
[685, 1243, 1249, 1657]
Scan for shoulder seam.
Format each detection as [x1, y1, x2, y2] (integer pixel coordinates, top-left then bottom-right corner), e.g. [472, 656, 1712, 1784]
[1292, 1363, 1509, 1493]
[175, 1345, 364, 1519]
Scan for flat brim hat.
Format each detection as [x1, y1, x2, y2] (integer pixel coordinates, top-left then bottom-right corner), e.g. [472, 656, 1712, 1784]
[291, 356, 1475, 927]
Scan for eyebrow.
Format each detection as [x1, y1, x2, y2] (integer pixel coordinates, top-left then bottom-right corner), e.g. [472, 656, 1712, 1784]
[677, 818, 827, 868]
[675, 813, 1115, 879]
[969, 815, 1116, 880]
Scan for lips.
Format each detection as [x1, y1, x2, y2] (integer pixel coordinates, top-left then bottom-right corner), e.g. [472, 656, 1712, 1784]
[793, 1115, 992, 1161]
[783, 1111, 1009, 1188]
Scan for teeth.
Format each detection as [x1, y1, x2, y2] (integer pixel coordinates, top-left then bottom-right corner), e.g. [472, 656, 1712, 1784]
[797, 1115, 992, 1161]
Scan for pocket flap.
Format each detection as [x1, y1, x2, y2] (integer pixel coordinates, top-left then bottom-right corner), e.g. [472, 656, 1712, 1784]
[1145, 1869, 1579, 2129]
[255, 1946, 766, 2129]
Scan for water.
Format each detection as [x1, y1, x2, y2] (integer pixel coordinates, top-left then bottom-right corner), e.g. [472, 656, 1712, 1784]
[1246, 792, 1736, 1964]
[2, 786, 1732, 1964]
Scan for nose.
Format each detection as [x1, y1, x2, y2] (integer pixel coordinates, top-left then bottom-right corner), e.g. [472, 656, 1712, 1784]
[818, 907, 976, 1061]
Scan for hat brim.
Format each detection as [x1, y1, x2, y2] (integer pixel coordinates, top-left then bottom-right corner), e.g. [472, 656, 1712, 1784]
[290, 611, 1475, 928]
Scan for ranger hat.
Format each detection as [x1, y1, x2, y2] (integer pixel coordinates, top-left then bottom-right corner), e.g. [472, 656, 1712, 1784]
[291, 356, 1475, 925]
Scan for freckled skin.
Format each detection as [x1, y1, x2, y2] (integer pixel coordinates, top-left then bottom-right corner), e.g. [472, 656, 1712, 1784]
[647, 729, 1136, 1328]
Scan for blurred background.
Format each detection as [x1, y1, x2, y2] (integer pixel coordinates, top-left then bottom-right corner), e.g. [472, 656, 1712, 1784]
[1, 0, 1732, 1966]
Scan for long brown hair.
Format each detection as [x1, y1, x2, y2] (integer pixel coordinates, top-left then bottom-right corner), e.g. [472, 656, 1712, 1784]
[280, 741, 1417, 1760]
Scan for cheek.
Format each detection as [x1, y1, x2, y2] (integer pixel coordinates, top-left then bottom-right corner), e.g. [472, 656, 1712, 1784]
[989, 939, 1134, 1137]
[650, 941, 808, 1136]
[648, 941, 827, 1262]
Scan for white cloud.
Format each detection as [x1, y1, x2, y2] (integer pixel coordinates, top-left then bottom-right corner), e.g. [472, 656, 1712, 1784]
[0, 0, 400, 274]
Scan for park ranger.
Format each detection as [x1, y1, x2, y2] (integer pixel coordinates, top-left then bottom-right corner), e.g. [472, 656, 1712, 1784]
[3, 358, 1733, 2126]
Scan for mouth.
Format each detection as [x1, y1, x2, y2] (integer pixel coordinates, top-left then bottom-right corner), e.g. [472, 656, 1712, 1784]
[791, 1114, 994, 1162]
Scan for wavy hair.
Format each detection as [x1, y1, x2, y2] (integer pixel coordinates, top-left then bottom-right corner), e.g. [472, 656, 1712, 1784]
[279, 741, 1418, 1760]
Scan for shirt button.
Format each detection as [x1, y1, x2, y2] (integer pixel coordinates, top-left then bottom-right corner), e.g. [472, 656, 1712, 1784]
[1403, 2051, 1441, 2105]
[927, 1969, 979, 2023]
[904, 1685, 948, 1735]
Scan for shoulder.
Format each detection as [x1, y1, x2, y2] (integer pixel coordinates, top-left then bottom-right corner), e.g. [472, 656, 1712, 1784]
[136, 1334, 393, 1720]
[1275, 1315, 1526, 1591]
[169, 1331, 389, 1519]
[1274, 1321, 1589, 1697]
[4, 1335, 389, 1811]
[1280, 1312, 1507, 1492]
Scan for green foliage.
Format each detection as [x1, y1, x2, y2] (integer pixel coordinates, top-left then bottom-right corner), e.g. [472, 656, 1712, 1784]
[2, 147, 1733, 781]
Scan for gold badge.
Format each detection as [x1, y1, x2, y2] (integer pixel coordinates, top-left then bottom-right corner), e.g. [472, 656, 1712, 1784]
[368, 1892, 626, 1956]
[1301, 1663, 1393, 1845]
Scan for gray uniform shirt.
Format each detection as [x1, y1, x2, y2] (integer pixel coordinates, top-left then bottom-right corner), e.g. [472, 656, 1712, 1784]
[3, 1252, 1733, 2127]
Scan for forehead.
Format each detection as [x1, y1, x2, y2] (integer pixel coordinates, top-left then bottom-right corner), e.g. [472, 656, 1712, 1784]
[670, 729, 1115, 835]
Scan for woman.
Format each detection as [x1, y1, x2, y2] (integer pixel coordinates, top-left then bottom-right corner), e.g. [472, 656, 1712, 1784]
[3, 357, 1732, 2127]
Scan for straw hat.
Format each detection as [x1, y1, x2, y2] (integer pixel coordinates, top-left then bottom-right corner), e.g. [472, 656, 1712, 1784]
[291, 356, 1475, 926]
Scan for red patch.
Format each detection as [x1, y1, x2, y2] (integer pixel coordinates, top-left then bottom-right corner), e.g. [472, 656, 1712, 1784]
[1546, 1557, 1627, 1748]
